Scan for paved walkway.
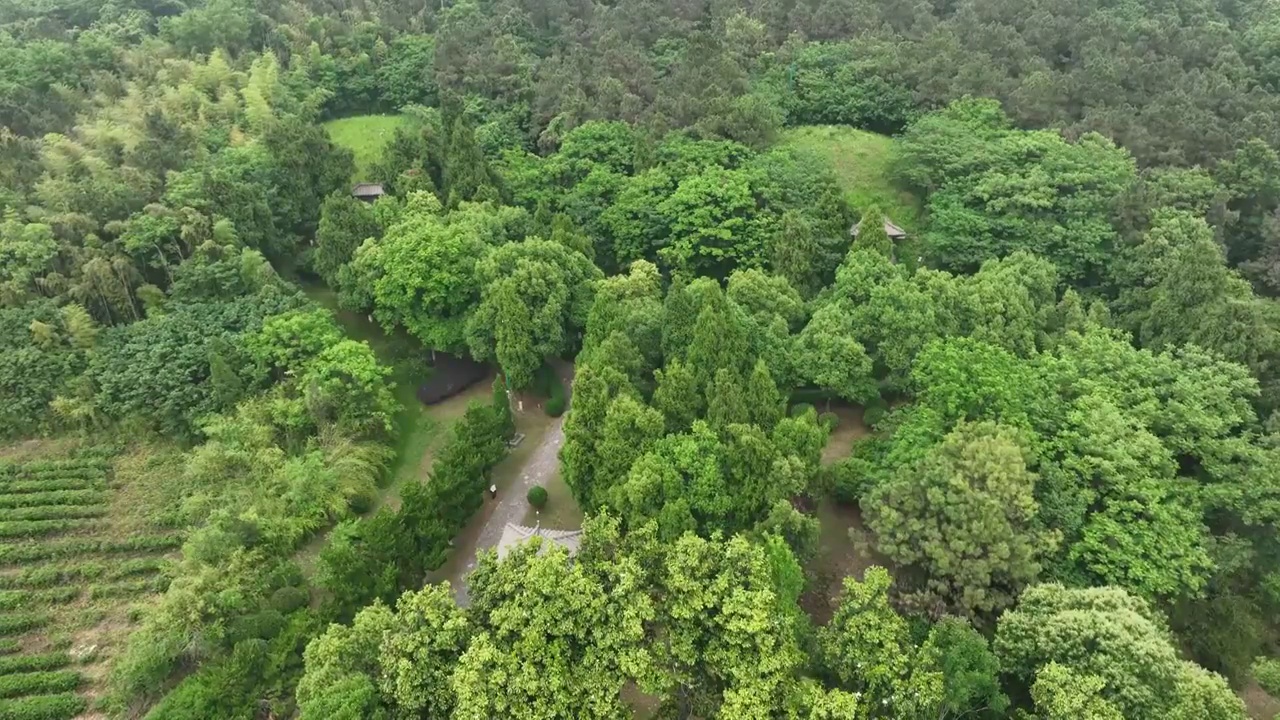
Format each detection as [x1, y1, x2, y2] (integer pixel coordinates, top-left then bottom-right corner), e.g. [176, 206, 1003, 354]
[447, 362, 574, 605]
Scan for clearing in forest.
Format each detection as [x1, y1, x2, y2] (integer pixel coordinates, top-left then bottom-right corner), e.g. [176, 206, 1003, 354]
[0, 443, 184, 719]
[781, 125, 922, 230]
[322, 114, 412, 180]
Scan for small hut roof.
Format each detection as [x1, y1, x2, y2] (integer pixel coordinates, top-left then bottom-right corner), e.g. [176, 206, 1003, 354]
[351, 182, 385, 197]
[851, 217, 908, 239]
[497, 523, 583, 559]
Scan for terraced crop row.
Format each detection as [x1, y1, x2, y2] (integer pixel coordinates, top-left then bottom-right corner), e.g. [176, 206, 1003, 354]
[0, 478, 109, 494]
[0, 506, 107, 522]
[0, 490, 110, 510]
[0, 519, 102, 539]
[0, 557, 169, 590]
[0, 534, 182, 564]
[0, 449, 166, 719]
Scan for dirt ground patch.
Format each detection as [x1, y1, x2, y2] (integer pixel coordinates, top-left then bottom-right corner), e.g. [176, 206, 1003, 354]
[820, 403, 868, 465]
[1243, 680, 1280, 719]
[803, 499, 885, 624]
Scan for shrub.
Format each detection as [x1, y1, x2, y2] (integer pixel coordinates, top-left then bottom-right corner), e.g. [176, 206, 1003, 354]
[536, 364, 567, 417]
[545, 394, 566, 417]
[270, 586, 310, 614]
[0, 671, 81, 699]
[346, 489, 376, 514]
[0, 639, 18, 654]
[818, 411, 840, 431]
[828, 457, 876, 503]
[527, 485, 548, 509]
[0, 692, 88, 719]
[862, 402, 889, 427]
[789, 403, 815, 418]
[1255, 657, 1280, 697]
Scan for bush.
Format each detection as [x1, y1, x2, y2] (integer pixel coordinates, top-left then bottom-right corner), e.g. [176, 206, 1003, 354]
[527, 485, 548, 509]
[545, 394, 566, 417]
[789, 403, 816, 418]
[535, 364, 567, 417]
[828, 457, 876, 503]
[1255, 657, 1280, 697]
[818, 411, 839, 431]
[346, 489, 376, 514]
[0, 692, 87, 720]
[862, 402, 889, 427]
[270, 586, 310, 614]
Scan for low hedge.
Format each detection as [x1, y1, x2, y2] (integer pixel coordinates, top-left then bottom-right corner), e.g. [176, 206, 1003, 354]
[527, 486, 548, 509]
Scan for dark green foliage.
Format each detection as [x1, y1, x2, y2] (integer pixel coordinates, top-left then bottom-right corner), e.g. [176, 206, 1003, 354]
[527, 485, 548, 509]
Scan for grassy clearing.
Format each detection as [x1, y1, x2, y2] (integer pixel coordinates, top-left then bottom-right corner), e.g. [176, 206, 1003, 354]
[781, 125, 922, 226]
[322, 114, 411, 181]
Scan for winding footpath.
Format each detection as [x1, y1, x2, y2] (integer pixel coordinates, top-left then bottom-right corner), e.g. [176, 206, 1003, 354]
[447, 363, 574, 605]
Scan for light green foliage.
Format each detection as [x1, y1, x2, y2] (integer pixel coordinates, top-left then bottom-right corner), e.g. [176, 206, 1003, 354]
[995, 584, 1213, 719]
[298, 602, 395, 720]
[301, 340, 397, 437]
[867, 421, 1054, 617]
[651, 533, 807, 718]
[652, 359, 703, 434]
[357, 193, 485, 352]
[453, 534, 650, 720]
[246, 308, 344, 376]
[378, 585, 471, 719]
[819, 567, 944, 715]
[466, 239, 602, 388]
[1045, 395, 1214, 601]
[0, 213, 57, 306]
[657, 165, 770, 279]
[1030, 663, 1124, 720]
[1255, 656, 1280, 697]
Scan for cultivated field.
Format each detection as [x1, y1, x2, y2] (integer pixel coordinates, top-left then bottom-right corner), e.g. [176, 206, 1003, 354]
[0, 447, 181, 719]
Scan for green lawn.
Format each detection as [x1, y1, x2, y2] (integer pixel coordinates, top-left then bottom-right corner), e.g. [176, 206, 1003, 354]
[322, 114, 412, 181]
[781, 125, 923, 231]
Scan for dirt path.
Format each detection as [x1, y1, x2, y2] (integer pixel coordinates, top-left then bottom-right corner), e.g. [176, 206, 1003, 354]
[445, 362, 574, 605]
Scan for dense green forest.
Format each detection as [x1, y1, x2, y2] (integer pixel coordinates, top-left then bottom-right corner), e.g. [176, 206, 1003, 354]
[4, 0, 1280, 716]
